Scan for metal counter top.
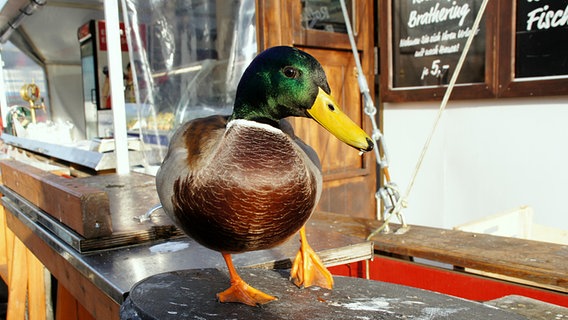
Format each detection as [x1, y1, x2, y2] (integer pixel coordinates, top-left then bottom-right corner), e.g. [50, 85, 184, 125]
[2, 191, 373, 305]
[1, 133, 158, 171]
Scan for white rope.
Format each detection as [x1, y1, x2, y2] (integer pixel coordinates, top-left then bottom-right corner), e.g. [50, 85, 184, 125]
[385, 0, 491, 229]
[338, 0, 490, 240]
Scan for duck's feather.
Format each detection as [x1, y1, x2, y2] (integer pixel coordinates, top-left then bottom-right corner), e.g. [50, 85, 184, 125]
[279, 118, 321, 172]
[156, 115, 322, 253]
[156, 115, 228, 217]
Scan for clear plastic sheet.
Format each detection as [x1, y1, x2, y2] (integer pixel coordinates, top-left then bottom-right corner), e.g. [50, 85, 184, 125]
[120, 0, 257, 168]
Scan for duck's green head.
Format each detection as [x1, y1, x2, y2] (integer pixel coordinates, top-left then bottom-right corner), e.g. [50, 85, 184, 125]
[232, 46, 373, 152]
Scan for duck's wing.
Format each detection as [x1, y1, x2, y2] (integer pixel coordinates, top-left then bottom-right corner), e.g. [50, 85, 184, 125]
[156, 115, 229, 217]
[279, 118, 322, 172]
[163, 115, 229, 166]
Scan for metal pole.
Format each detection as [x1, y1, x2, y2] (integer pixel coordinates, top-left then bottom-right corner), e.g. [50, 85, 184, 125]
[104, 0, 130, 174]
[0, 47, 9, 128]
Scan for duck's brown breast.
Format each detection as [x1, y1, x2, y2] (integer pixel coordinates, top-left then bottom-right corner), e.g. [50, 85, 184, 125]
[172, 122, 319, 253]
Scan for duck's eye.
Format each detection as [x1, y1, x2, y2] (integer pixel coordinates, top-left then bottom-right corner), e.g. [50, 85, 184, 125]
[282, 66, 300, 79]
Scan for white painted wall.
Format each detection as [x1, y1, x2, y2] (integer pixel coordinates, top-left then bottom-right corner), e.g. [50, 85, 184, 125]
[383, 95, 568, 231]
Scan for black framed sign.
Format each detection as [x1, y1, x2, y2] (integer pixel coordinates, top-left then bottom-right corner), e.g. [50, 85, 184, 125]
[515, 0, 568, 79]
[498, 0, 568, 97]
[380, 0, 496, 102]
[392, 0, 486, 87]
[380, 0, 567, 101]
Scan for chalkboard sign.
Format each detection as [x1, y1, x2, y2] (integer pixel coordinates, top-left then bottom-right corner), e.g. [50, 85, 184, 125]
[515, 0, 568, 79]
[380, 0, 568, 100]
[391, 0, 487, 88]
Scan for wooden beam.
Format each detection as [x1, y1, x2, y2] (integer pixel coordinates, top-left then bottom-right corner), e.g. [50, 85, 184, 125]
[0, 160, 112, 238]
[312, 212, 568, 290]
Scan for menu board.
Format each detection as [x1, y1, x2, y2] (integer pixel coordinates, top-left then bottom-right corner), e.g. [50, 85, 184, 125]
[391, 0, 486, 88]
[515, 0, 568, 79]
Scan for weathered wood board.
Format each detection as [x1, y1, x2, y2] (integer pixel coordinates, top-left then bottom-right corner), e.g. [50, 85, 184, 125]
[0, 159, 183, 251]
[0, 159, 112, 238]
[315, 212, 568, 291]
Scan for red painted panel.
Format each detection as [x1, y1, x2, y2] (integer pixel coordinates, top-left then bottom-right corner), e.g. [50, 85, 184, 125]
[329, 256, 568, 308]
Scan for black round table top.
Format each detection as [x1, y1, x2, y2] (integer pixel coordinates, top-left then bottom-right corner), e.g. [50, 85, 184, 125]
[120, 268, 525, 320]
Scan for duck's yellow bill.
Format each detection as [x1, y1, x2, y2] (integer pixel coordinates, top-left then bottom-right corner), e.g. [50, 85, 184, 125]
[307, 88, 374, 152]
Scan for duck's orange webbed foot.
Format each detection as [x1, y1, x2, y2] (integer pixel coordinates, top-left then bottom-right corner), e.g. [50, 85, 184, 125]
[290, 226, 334, 289]
[217, 277, 277, 306]
[217, 253, 277, 306]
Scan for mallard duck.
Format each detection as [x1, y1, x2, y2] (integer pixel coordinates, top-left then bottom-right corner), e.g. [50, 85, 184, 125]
[156, 46, 373, 306]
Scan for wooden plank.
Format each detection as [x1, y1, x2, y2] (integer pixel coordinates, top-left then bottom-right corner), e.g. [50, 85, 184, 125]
[77, 303, 96, 320]
[27, 250, 47, 320]
[56, 283, 78, 320]
[75, 172, 164, 234]
[4, 217, 14, 285]
[56, 283, 95, 320]
[312, 212, 568, 290]
[0, 204, 8, 282]
[374, 225, 568, 289]
[0, 174, 183, 253]
[63, 172, 184, 252]
[0, 159, 112, 238]
[7, 237, 28, 320]
[5, 206, 120, 320]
